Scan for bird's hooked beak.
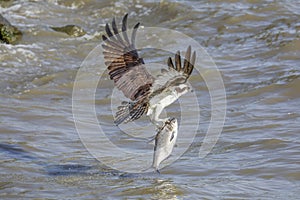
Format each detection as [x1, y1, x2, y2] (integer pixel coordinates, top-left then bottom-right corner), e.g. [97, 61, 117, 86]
[187, 82, 194, 92]
[189, 87, 194, 93]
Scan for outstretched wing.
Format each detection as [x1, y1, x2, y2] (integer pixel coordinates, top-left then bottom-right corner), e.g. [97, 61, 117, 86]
[150, 46, 195, 96]
[102, 14, 154, 101]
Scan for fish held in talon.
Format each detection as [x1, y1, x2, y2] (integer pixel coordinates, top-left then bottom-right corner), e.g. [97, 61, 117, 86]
[152, 117, 178, 173]
[102, 14, 195, 126]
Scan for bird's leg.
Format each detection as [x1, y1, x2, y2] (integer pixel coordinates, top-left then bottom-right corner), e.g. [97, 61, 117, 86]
[150, 104, 168, 128]
[149, 115, 162, 128]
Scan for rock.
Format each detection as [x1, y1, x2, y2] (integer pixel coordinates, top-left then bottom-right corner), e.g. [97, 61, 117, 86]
[51, 25, 86, 37]
[0, 14, 22, 44]
[0, 0, 15, 8]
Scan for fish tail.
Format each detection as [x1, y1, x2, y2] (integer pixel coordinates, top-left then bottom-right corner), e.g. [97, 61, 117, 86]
[114, 101, 147, 125]
[140, 165, 161, 174]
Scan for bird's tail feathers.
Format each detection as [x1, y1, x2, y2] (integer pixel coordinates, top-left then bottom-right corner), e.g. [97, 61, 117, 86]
[114, 101, 147, 125]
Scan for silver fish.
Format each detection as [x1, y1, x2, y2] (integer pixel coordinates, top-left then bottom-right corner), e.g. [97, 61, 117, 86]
[152, 117, 178, 173]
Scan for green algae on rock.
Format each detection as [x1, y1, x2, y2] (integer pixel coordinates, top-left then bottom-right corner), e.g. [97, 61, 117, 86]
[0, 14, 22, 44]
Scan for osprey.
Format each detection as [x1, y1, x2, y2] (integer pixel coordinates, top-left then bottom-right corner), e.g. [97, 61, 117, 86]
[102, 14, 196, 127]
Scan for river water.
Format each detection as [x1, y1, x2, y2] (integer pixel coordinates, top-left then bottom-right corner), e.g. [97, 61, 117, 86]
[1, 0, 300, 199]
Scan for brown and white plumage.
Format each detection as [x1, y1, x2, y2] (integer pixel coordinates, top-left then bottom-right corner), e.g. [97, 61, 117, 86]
[102, 14, 196, 126]
[102, 14, 154, 101]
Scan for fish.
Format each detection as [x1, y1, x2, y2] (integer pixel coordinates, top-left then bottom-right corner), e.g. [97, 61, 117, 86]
[152, 117, 178, 173]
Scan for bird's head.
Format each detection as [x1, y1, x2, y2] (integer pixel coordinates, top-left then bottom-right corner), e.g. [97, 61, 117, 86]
[174, 82, 193, 97]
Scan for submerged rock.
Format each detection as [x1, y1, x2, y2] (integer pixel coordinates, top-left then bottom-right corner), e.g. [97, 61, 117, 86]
[0, 0, 14, 7]
[0, 14, 22, 44]
[51, 25, 86, 37]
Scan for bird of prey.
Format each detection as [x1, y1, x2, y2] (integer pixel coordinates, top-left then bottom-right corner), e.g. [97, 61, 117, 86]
[102, 14, 195, 127]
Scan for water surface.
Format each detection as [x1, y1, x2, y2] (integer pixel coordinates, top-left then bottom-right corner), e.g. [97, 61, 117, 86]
[1, 0, 299, 199]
